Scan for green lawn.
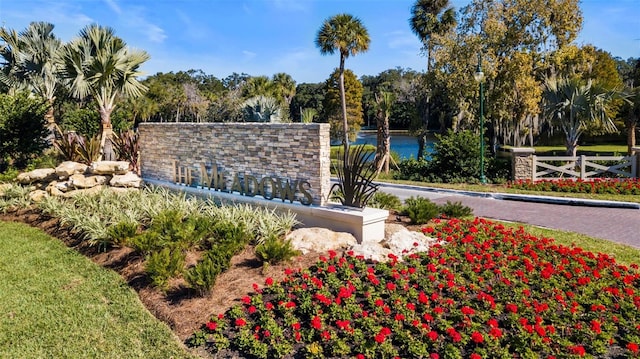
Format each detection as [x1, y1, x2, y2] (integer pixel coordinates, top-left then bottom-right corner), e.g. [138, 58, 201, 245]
[0, 221, 194, 359]
[532, 144, 628, 155]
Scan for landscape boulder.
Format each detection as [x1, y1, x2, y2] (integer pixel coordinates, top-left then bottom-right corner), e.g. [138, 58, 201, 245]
[110, 172, 142, 188]
[69, 174, 109, 189]
[16, 168, 57, 184]
[383, 224, 435, 255]
[28, 189, 48, 202]
[287, 227, 357, 254]
[55, 161, 88, 179]
[89, 161, 129, 175]
[348, 242, 393, 263]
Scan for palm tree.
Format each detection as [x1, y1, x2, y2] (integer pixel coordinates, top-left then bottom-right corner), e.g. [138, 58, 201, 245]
[272, 72, 296, 106]
[542, 76, 618, 156]
[0, 22, 63, 131]
[374, 91, 396, 174]
[409, 0, 456, 159]
[60, 24, 149, 160]
[316, 13, 370, 154]
[409, 0, 456, 73]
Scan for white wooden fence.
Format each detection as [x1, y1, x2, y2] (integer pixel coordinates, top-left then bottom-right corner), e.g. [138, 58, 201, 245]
[533, 155, 637, 180]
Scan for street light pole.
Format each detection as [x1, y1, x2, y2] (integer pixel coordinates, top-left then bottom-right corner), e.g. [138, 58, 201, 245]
[474, 53, 487, 184]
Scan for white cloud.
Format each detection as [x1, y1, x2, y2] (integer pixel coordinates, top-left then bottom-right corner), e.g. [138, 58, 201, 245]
[103, 0, 122, 15]
[385, 30, 421, 50]
[243, 50, 257, 60]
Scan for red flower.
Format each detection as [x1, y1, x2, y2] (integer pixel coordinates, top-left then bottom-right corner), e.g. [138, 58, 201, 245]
[205, 321, 216, 331]
[265, 277, 274, 286]
[489, 327, 503, 339]
[471, 331, 484, 343]
[461, 306, 475, 315]
[321, 330, 331, 341]
[292, 322, 301, 330]
[569, 345, 586, 356]
[427, 330, 438, 341]
[506, 303, 518, 313]
[241, 296, 251, 304]
[627, 342, 639, 354]
[430, 354, 439, 359]
[356, 355, 365, 359]
[470, 354, 482, 359]
[590, 319, 602, 334]
[235, 318, 246, 327]
[311, 316, 322, 330]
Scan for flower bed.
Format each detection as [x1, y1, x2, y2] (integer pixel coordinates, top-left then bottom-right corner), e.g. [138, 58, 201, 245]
[192, 218, 640, 358]
[507, 178, 640, 195]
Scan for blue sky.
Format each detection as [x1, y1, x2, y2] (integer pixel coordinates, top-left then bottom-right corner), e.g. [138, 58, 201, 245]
[1, 0, 638, 84]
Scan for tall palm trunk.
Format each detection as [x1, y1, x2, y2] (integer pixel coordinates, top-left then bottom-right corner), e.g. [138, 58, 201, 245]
[339, 55, 349, 156]
[628, 122, 637, 155]
[99, 106, 115, 161]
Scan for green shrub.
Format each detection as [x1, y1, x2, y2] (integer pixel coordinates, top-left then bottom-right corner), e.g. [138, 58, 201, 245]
[184, 250, 227, 296]
[255, 235, 300, 265]
[438, 201, 473, 218]
[401, 196, 440, 224]
[106, 221, 139, 247]
[129, 231, 168, 254]
[0, 92, 48, 171]
[145, 248, 185, 291]
[210, 220, 250, 245]
[368, 192, 402, 211]
[394, 158, 430, 182]
[0, 168, 19, 183]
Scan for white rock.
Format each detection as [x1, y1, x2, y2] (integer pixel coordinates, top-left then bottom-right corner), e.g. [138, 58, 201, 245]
[16, 168, 56, 184]
[349, 242, 393, 263]
[28, 189, 48, 202]
[69, 174, 109, 189]
[110, 172, 142, 188]
[384, 224, 434, 256]
[287, 227, 357, 254]
[54, 181, 72, 192]
[55, 161, 88, 179]
[90, 161, 130, 175]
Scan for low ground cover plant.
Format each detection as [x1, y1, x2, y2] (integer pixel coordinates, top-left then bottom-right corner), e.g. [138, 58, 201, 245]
[192, 217, 640, 358]
[2, 185, 299, 295]
[508, 178, 640, 195]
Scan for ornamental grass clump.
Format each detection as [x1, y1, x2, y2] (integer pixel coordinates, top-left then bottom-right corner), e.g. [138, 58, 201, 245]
[192, 218, 640, 358]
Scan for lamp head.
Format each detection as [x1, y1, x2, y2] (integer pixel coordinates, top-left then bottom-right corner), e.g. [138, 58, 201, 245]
[474, 53, 485, 83]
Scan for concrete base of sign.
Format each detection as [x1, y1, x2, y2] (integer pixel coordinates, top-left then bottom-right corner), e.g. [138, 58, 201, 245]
[143, 179, 388, 243]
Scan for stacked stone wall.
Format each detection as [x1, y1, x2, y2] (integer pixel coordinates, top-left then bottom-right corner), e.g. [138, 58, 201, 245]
[138, 123, 331, 205]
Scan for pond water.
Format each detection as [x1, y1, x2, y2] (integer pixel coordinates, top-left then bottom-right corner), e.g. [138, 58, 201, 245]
[349, 132, 434, 160]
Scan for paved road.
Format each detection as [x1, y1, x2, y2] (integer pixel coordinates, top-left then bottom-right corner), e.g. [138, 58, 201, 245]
[378, 183, 640, 249]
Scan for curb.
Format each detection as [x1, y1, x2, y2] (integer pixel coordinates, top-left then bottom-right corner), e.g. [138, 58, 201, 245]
[374, 181, 640, 210]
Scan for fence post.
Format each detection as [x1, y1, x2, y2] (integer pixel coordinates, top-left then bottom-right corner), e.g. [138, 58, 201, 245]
[509, 147, 536, 181]
[632, 147, 640, 179]
[579, 155, 586, 180]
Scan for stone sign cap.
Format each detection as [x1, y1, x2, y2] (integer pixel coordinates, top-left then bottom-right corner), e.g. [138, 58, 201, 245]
[509, 147, 535, 155]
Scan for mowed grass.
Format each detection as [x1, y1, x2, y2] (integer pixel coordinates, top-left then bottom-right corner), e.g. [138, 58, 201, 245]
[533, 144, 628, 155]
[0, 221, 194, 359]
